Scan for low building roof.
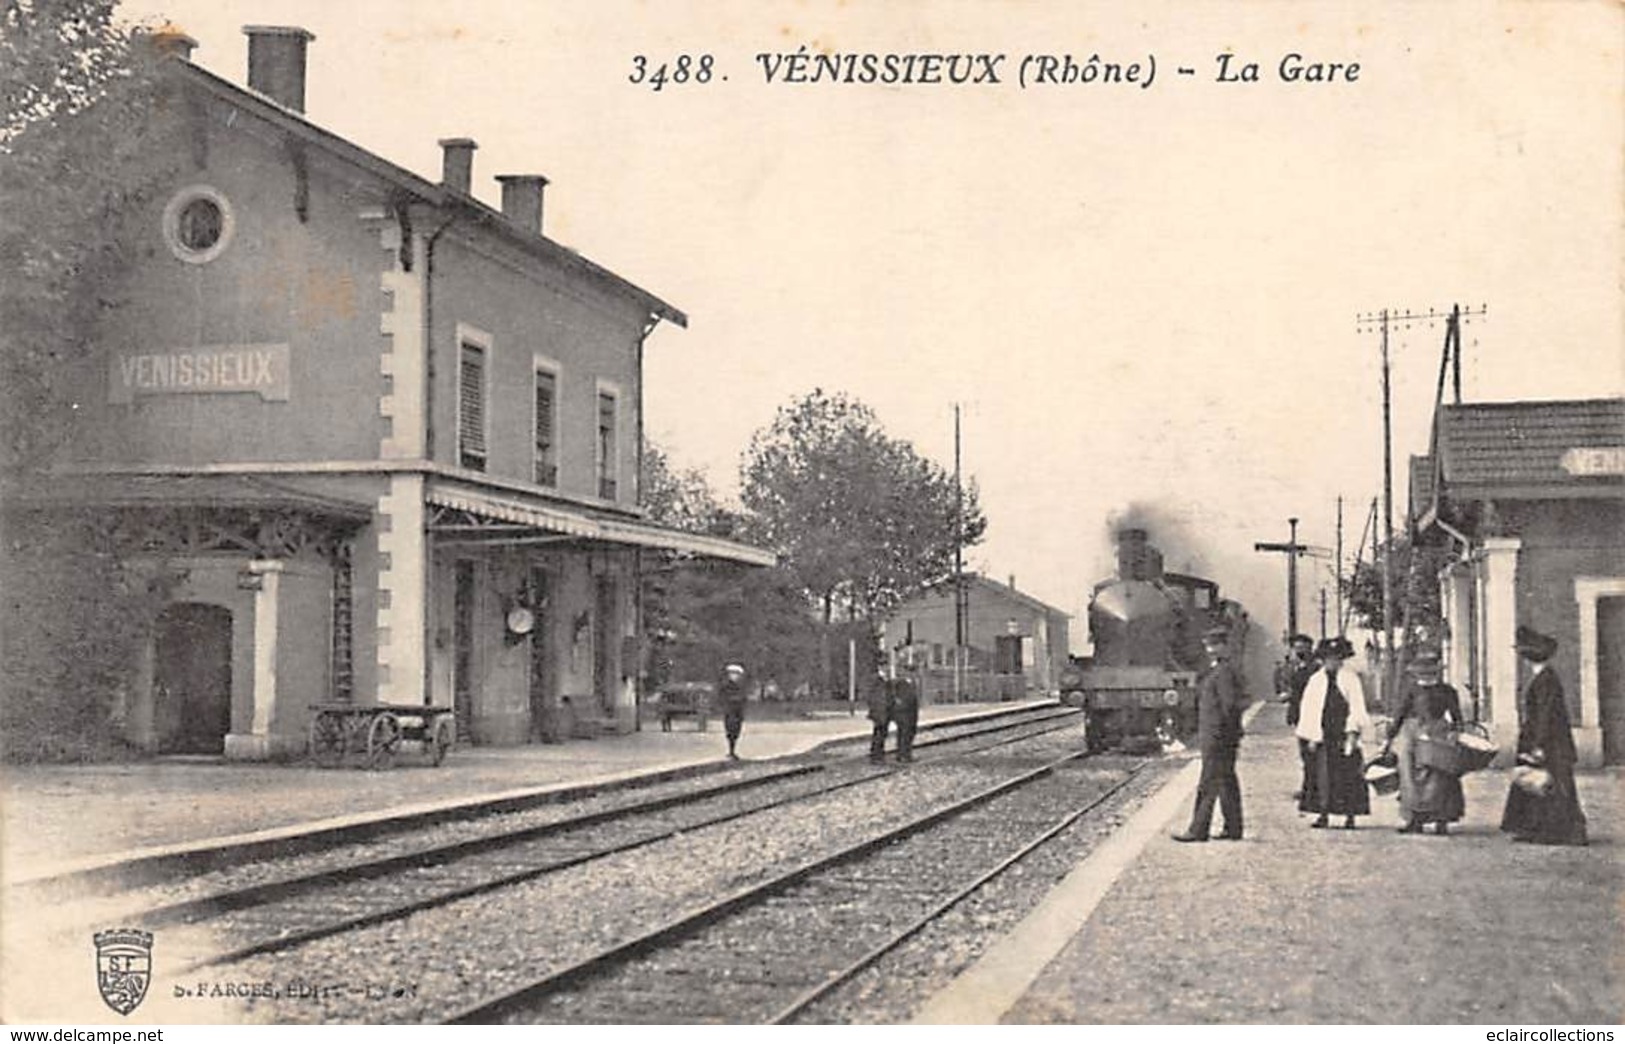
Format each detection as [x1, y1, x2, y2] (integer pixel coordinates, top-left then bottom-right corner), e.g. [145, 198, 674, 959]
[1436, 398, 1624, 498]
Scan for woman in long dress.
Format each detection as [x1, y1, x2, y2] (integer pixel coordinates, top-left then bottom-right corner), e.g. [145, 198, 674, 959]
[1500, 627, 1588, 846]
[1295, 636, 1371, 829]
[1386, 651, 1466, 835]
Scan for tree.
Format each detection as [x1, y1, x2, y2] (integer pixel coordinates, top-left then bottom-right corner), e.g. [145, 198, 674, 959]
[1, 2, 182, 760]
[2, 0, 178, 468]
[740, 389, 986, 625]
[1342, 535, 1451, 643]
[639, 439, 822, 695]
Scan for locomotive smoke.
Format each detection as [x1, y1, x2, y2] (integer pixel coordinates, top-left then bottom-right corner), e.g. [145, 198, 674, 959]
[1101, 501, 1276, 694]
[1104, 502, 1212, 578]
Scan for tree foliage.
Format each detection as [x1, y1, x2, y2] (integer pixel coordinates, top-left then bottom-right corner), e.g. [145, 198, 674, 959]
[1, 2, 183, 760]
[1342, 535, 1451, 641]
[1, 0, 176, 469]
[740, 389, 986, 624]
[639, 439, 823, 694]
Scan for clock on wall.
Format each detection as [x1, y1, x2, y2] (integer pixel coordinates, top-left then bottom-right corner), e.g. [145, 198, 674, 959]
[505, 606, 536, 637]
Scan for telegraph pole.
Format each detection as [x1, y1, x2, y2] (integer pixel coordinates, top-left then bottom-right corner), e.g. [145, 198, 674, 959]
[953, 404, 964, 703]
[1356, 304, 1486, 705]
[1335, 496, 1344, 636]
[1254, 517, 1314, 639]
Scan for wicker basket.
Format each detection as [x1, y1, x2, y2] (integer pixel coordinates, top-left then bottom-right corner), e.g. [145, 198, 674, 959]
[1455, 724, 1499, 774]
[1414, 728, 1465, 775]
[1364, 760, 1400, 796]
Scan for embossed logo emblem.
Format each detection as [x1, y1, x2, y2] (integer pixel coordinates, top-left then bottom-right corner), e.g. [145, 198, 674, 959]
[94, 928, 153, 1016]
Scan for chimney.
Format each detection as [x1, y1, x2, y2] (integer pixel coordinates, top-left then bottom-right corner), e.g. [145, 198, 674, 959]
[1116, 528, 1151, 581]
[439, 138, 478, 195]
[146, 24, 198, 61]
[1008, 574, 1016, 590]
[244, 26, 314, 113]
[496, 174, 549, 234]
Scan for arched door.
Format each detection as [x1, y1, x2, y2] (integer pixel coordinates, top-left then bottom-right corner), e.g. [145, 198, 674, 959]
[154, 603, 233, 755]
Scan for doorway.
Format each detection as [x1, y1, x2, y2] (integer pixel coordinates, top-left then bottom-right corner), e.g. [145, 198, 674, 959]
[453, 560, 478, 745]
[153, 603, 232, 754]
[1598, 596, 1625, 764]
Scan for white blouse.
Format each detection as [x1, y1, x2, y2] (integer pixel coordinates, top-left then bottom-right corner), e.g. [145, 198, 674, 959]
[1294, 665, 1371, 742]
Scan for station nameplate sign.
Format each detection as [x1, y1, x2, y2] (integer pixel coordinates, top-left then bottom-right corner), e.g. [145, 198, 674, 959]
[109, 344, 290, 403]
[1560, 447, 1625, 477]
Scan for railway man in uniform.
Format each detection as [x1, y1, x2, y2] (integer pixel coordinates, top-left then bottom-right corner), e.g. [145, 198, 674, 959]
[868, 653, 922, 763]
[1172, 627, 1247, 842]
[1274, 633, 1318, 801]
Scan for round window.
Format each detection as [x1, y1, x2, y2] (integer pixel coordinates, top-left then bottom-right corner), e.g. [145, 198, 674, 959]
[163, 186, 234, 264]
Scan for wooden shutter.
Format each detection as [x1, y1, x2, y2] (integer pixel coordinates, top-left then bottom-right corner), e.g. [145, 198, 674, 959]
[459, 343, 486, 468]
[534, 371, 556, 485]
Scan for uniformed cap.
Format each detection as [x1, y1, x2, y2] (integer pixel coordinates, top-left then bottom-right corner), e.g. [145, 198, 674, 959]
[724, 663, 745, 675]
[1514, 626, 1557, 662]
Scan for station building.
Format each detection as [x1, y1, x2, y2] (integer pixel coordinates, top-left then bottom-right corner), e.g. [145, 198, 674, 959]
[5, 26, 771, 759]
[1412, 397, 1625, 766]
[883, 575, 1071, 702]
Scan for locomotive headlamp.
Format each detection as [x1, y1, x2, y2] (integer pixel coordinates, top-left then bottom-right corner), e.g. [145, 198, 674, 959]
[1163, 689, 1180, 706]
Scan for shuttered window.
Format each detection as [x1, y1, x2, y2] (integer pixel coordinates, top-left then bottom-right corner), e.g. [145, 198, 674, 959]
[459, 342, 486, 471]
[534, 369, 557, 486]
[597, 391, 617, 500]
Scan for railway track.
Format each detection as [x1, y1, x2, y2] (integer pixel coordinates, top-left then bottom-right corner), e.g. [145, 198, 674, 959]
[33, 706, 1084, 968]
[14, 702, 1070, 905]
[443, 751, 1147, 1024]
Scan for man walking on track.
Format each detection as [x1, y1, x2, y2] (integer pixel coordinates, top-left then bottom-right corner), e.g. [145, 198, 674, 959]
[1172, 626, 1248, 842]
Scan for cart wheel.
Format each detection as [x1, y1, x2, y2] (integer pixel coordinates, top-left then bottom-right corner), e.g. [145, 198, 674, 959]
[366, 712, 402, 770]
[310, 711, 347, 767]
[429, 715, 454, 766]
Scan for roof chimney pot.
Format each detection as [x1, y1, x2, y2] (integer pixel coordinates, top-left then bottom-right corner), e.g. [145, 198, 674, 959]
[146, 24, 198, 61]
[496, 174, 549, 235]
[438, 138, 478, 195]
[243, 25, 314, 113]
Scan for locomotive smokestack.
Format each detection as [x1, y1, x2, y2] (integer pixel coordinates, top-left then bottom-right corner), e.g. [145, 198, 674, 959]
[1116, 528, 1149, 580]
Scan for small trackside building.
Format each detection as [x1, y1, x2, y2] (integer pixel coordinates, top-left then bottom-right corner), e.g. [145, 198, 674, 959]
[883, 575, 1071, 702]
[1412, 397, 1625, 767]
[5, 26, 772, 759]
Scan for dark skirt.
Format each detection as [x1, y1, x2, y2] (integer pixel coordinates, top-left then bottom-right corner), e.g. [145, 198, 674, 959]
[1501, 766, 1588, 845]
[1300, 742, 1371, 816]
[1399, 720, 1465, 824]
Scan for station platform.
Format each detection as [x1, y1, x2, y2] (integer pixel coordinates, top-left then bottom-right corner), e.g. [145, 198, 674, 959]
[917, 702, 1624, 1025]
[0, 700, 1034, 887]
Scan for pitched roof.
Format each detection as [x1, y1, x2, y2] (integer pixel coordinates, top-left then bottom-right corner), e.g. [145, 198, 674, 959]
[171, 59, 686, 329]
[908, 573, 1071, 619]
[1435, 398, 1624, 495]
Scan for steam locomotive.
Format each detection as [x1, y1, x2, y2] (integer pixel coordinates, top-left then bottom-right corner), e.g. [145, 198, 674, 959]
[1059, 528, 1248, 752]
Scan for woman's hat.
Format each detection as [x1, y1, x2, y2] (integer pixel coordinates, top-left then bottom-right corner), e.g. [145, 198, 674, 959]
[1514, 626, 1557, 662]
[1316, 636, 1355, 660]
[1405, 650, 1443, 675]
[1288, 633, 1314, 647]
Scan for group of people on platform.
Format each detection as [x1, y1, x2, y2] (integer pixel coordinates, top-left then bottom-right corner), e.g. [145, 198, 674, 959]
[1173, 621, 1589, 846]
[704, 653, 922, 764]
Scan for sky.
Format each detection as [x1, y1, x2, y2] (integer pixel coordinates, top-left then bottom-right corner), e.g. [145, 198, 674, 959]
[117, 0, 1624, 650]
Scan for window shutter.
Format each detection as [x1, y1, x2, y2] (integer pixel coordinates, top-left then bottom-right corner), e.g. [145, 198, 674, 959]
[534, 371, 556, 485]
[459, 344, 486, 465]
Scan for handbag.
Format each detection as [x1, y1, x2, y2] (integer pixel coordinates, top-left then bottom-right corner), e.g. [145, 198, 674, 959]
[1511, 763, 1553, 797]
